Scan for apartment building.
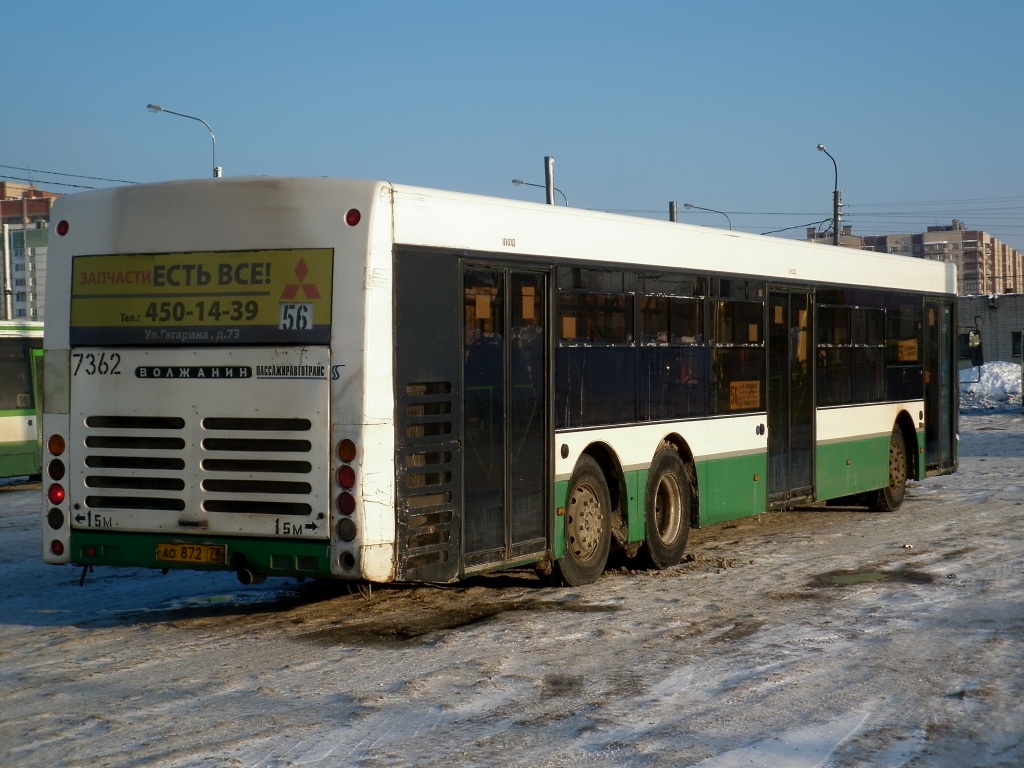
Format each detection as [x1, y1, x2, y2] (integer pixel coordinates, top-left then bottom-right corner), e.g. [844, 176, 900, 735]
[1, 182, 57, 320]
[809, 219, 1024, 296]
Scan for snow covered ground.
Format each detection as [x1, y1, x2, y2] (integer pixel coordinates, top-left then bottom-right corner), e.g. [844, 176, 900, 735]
[1, 363, 1022, 767]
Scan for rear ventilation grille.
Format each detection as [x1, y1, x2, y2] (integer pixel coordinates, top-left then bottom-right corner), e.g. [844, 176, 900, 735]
[80, 414, 314, 516]
[396, 381, 461, 579]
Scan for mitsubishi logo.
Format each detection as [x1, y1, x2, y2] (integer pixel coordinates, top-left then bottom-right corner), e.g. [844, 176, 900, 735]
[280, 257, 321, 300]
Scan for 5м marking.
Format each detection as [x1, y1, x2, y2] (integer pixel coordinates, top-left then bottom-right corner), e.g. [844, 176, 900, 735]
[74, 511, 114, 527]
[276, 519, 318, 535]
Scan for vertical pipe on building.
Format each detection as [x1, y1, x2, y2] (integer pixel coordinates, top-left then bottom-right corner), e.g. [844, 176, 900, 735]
[2, 223, 11, 320]
[669, 201, 678, 222]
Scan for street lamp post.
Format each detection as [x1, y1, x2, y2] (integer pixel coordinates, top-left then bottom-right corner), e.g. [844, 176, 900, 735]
[511, 179, 568, 206]
[683, 202, 732, 230]
[816, 143, 841, 246]
[147, 103, 222, 178]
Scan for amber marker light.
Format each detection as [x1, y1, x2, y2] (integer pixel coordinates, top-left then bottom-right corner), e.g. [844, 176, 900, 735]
[338, 439, 357, 462]
[48, 434, 67, 456]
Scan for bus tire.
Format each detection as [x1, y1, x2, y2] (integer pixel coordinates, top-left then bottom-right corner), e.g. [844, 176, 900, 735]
[871, 427, 907, 512]
[640, 447, 692, 569]
[556, 456, 612, 587]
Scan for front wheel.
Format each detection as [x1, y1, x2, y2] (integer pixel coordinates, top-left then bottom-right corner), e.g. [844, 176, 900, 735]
[871, 427, 907, 512]
[555, 456, 612, 587]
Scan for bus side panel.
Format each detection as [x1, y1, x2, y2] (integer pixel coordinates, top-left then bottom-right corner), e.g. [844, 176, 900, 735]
[815, 403, 921, 500]
[0, 437, 38, 477]
[696, 452, 767, 525]
[815, 434, 890, 500]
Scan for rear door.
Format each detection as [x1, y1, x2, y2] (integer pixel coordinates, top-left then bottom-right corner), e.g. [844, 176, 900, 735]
[463, 267, 547, 568]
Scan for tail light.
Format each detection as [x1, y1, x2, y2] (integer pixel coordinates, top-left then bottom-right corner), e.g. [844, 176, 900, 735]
[337, 465, 355, 489]
[47, 483, 66, 505]
[335, 439, 357, 540]
[44, 431, 71, 564]
[48, 434, 66, 456]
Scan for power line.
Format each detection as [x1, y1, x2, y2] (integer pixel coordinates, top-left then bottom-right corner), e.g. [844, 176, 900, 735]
[0, 173, 99, 190]
[760, 220, 831, 236]
[850, 195, 1024, 207]
[0, 163, 138, 185]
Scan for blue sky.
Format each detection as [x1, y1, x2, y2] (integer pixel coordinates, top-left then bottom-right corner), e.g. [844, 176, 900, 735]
[6, 1, 1024, 248]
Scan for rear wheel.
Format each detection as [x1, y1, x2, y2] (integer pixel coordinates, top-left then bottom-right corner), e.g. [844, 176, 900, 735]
[556, 456, 612, 586]
[871, 427, 907, 512]
[639, 447, 692, 569]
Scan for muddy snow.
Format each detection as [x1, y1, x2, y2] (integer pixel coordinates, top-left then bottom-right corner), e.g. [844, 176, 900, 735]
[2, 366, 1022, 767]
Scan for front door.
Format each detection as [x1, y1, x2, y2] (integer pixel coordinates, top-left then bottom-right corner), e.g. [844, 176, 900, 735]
[767, 289, 814, 504]
[463, 267, 547, 567]
[924, 298, 956, 472]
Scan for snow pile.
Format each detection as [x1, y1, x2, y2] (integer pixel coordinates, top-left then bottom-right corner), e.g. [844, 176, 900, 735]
[959, 360, 1022, 410]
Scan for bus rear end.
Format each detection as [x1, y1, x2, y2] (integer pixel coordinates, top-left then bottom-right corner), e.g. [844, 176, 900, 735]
[41, 178, 394, 584]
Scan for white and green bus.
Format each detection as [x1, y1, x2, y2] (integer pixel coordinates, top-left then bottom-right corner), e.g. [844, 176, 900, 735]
[0, 320, 43, 481]
[41, 178, 958, 586]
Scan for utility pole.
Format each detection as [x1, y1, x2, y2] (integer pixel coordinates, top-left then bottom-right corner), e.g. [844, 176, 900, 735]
[817, 144, 841, 246]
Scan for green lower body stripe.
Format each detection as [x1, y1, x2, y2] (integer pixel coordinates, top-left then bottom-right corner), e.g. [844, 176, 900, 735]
[70, 531, 332, 578]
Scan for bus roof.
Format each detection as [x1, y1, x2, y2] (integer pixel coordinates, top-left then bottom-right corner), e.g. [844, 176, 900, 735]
[51, 176, 956, 296]
[387, 181, 957, 296]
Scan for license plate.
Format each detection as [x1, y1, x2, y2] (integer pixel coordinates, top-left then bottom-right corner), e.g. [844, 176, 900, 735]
[155, 542, 227, 565]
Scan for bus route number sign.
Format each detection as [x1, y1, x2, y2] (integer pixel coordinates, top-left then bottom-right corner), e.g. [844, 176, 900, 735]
[279, 303, 313, 331]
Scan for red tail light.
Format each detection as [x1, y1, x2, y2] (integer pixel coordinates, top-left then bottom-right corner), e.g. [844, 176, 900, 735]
[337, 493, 355, 516]
[337, 465, 356, 489]
[336, 439, 357, 516]
[47, 484, 66, 505]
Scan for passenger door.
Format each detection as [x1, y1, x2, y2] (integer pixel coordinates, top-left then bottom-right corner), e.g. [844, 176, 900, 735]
[767, 289, 814, 504]
[463, 267, 548, 567]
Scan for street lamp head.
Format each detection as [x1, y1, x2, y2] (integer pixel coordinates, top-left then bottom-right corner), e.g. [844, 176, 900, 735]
[146, 102, 220, 178]
[510, 178, 568, 206]
[816, 143, 826, 152]
[681, 202, 731, 229]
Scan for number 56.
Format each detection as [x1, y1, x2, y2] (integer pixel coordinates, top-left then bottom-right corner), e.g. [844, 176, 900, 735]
[279, 303, 312, 331]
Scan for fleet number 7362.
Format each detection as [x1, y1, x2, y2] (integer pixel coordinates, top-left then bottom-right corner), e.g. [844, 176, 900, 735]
[72, 352, 122, 376]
